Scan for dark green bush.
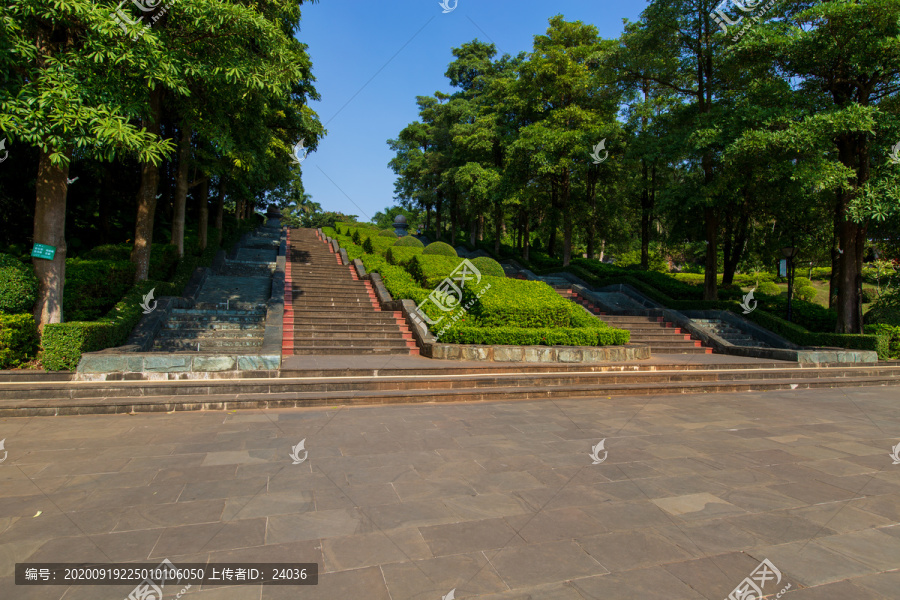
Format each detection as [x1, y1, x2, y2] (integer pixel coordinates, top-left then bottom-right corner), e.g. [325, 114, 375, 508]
[440, 325, 629, 346]
[0, 313, 39, 368]
[792, 277, 813, 291]
[378, 229, 398, 238]
[362, 235, 395, 256]
[470, 257, 505, 278]
[866, 286, 900, 325]
[394, 236, 425, 248]
[0, 253, 38, 314]
[41, 281, 157, 370]
[865, 324, 900, 359]
[797, 286, 818, 302]
[385, 246, 423, 267]
[757, 281, 781, 296]
[423, 241, 458, 257]
[64, 259, 136, 321]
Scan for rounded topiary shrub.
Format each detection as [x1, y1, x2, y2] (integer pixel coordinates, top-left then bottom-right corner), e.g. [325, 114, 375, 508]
[757, 281, 781, 296]
[423, 241, 458, 257]
[797, 285, 818, 302]
[0, 254, 38, 314]
[378, 229, 398, 238]
[394, 236, 425, 248]
[470, 257, 505, 278]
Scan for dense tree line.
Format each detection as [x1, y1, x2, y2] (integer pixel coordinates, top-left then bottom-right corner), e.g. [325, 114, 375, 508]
[388, 4, 900, 334]
[0, 0, 323, 327]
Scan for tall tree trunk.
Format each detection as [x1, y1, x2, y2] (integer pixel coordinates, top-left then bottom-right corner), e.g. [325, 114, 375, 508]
[214, 179, 225, 245]
[703, 206, 718, 300]
[32, 148, 71, 328]
[434, 194, 443, 241]
[522, 206, 530, 262]
[131, 87, 164, 282]
[562, 172, 573, 267]
[477, 215, 484, 241]
[599, 239, 605, 262]
[198, 177, 209, 251]
[494, 201, 502, 257]
[834, 136, 868, 333]
[547, 182, 558, 258]
[640, 160, 653, 270]
[722, 195, 750, 286]
[469, 219, 476, 247]
[171, 124, 191, 257]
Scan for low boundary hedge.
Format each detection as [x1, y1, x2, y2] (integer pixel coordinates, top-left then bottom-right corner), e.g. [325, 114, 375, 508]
[440, 325, 629, 347]
[0, 313, 39, 368]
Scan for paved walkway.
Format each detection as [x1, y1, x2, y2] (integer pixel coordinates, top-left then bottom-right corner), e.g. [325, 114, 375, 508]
[1, 388, 899, 599]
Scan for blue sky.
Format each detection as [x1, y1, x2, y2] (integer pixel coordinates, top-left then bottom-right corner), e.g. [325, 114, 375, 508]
[296, 0, 646, 221]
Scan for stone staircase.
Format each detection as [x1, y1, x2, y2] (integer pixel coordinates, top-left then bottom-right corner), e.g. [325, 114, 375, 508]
[151, 308, 266, 352]
[284, 228, 418, 356]
[691, 317, 771, 348]
[147, 224, 277, 354]
[557, 289, 712, 355]
[4, 361, 899, 416]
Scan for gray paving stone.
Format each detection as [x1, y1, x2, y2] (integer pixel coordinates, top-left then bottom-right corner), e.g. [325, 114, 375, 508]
[1, 386, 899, 599]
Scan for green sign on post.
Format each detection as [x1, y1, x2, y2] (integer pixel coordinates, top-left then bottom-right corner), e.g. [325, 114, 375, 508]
[31, 243, 56, 260]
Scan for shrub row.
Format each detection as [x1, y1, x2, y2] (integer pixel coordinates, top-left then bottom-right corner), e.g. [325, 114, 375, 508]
[0, 253, 38, 314]
[439, 325, 629, 347]
[41, 281, 159, 370]
[865, 324, 900, 359]
[0, 313, 39, 368]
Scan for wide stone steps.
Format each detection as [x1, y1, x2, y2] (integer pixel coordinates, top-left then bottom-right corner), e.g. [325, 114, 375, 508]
[156, 328, 264, 339]
[285, 228, 417, 356]
[5, 366, 899, 415]
[556, 289, 712, 355]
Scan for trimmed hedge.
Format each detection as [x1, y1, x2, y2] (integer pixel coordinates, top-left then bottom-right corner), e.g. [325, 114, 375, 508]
[394, 236, 425, 248]
[42, 281, 158, 371]
[865, 324, 900, 359]
[64, 259, 136, 322]
[0, 313, 39, 368]
[362, 235, 396, 256]
[407, 255, 466, 288]
[0, 253, 38, 314]
[466, 277, 581, 328]
[423, 241, 457, 257]
[378, 229, 398, 238]
[742, 309, 885, 357]
[360, 254, 430, 304]
[385, 246, 423, 267]
[440, 325, 629, 347]
[471, 257, 505, 278]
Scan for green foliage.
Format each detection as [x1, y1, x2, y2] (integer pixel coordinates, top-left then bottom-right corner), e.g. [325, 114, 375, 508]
[808, 268, 832, 281]
[423, 242, 458, 257]
[467, 278, 580, 328]
[797, 286, 818, 302]
[359, 254, 430, 304]
[757, 281, 781, 296]
[63, 259, 136, 322]
[440, 325, 629, 347]
[407, 255, 466, 288]
[385, 246, 424, 267]
[866, 285, 900, 326]
[82, 243, 178, 282]
[0, 313, 39, 368]
[865, 324, 900, 359]
[470, 257, 505, 278]
[41, 281, 157, 371]
[793, 277, 813, 291]
[0, 253, 38, 314]
[362, 235, 396, 256]
[394, 236, 425, 248]
[615, 249, 668, 273]
[742, 309, 884, 357]
[378, 229, 398, 238]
